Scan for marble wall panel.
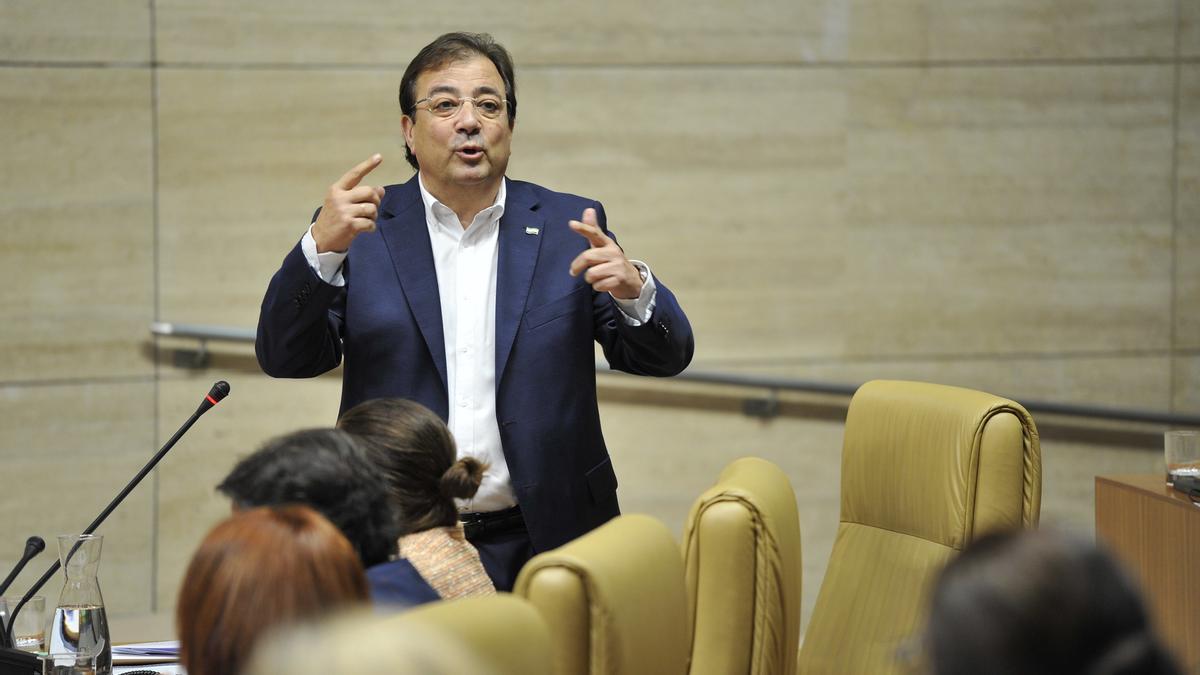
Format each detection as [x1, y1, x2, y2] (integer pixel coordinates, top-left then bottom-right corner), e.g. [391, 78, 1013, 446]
[846, 0, 1175, 61]
[511, 66, 851, 362]
[152, 0, 1173, 66]
[0, 382, 156, 617]
[1182, 0, 1199, 58]
[842, 65, 1174, 357]
[1040, 437, 1163, 531]
[736, 354, 1171, 411]
[1177, 65, 1200, 349]
[511, 65, 1173, 365]
[156, 68, 413, 327]
[0, 0, 149, 63]
[152, 0, 820, 66]
[153, 370, 342, 609]
[0, 68, 154, 382]
[1173, 355, 1200, 413]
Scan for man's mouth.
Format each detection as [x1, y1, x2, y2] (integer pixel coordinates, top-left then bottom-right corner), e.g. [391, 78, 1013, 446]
[455, 145, 485, 160]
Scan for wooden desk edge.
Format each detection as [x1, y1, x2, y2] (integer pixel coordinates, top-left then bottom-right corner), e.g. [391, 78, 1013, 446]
[1095, 474, 1197, 509]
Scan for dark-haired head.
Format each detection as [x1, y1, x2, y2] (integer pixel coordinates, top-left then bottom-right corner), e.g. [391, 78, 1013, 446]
[398, 32, 517, 171]
[926, 529, 1182, 675]
[216, 428, 400, 567]
[337, 398, 487, 535]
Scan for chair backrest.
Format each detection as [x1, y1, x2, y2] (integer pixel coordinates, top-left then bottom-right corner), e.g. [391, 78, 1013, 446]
[243, 595, 553, 675]
[682, 457, 802, 675]
[797, 379, 1041, 675]
[514, 513, 690, 675]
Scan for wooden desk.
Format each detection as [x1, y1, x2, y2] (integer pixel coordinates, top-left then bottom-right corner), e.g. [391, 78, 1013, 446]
[1095, 474, 1199, 671]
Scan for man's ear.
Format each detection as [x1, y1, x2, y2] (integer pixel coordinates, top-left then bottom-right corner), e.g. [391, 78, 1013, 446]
[401, 115, 415, 149]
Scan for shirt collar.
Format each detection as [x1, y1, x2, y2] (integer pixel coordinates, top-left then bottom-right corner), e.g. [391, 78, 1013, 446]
[417, 174, 506, 235]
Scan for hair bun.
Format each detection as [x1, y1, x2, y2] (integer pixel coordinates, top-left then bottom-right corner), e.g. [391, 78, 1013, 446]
[439, 457, 488, 500]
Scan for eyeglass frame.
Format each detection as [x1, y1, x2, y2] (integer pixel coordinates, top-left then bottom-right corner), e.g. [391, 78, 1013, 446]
[412, 95, 509, 120]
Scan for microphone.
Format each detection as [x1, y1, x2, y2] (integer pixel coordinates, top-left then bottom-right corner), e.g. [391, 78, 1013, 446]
[4, 381, 231, 647]
[196, 380, 231, 415]
[0, 538, 44, 598]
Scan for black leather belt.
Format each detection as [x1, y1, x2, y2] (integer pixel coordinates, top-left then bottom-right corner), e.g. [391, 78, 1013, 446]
[458, 504, 525, 540]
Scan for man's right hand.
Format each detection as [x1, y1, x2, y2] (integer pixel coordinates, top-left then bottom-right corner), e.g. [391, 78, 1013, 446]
[312, 154, 387, 253]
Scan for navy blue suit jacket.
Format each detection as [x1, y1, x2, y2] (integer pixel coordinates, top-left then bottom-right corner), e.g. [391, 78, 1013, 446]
[365, 558, 440, 607]
[256, 176, 694, 552]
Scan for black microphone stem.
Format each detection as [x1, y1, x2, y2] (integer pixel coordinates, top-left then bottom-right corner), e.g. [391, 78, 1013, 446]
[6, 385, 226, 644]
[0, 538, 43, 598]
[0, 567, 25, 602]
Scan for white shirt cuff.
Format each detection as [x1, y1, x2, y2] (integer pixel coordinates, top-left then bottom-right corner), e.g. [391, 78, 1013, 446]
[611, 260, 656, 326]
[301, 224, 348, 287]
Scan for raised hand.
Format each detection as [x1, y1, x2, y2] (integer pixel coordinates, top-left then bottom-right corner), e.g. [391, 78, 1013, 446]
[312, 154, 387, 253]
[568, 208, 643, 300]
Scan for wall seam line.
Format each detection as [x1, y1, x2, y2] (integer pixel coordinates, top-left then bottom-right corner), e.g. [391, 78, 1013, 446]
[1169, 0, 1182, 414]
[149, 0, 161, 615]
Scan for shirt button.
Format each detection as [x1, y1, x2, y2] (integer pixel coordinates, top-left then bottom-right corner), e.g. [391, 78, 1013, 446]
[458, 399, 469, 408]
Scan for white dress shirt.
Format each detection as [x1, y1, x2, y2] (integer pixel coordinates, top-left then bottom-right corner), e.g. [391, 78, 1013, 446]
[301, 175, 657, 512]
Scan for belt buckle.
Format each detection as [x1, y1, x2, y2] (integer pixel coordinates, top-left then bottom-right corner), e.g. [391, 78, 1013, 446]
[460, 514, 485, 539]
[459, 510, 485, 526]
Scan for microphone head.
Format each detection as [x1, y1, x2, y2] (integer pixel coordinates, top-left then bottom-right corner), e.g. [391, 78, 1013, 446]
[24, 536, 44, 557]
[208, 381, 231, 403]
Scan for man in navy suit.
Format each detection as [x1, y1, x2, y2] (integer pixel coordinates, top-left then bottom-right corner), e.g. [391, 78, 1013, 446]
[256, 32, 694, 590]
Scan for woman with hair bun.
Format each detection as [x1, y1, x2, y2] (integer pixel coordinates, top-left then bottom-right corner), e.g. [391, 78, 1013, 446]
[338, 398, 495, 599]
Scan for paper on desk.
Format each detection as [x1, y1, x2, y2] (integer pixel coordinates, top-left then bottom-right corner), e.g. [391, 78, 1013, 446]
[114, 665, 186, 675]
[112, 640, 180, 664]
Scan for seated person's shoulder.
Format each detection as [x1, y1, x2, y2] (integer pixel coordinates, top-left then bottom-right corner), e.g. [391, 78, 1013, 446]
[366, 558, 441, 608]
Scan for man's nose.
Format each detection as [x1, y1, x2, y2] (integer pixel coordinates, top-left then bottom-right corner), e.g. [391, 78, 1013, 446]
[454, 102, 482, 133]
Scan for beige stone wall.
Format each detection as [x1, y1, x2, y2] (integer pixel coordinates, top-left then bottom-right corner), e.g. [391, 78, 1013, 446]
[1, 0, 1195, 632]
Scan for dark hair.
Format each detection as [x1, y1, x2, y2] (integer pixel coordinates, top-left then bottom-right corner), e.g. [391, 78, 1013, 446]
[216, 428, 400, 567]
[177, 505, 368, 675]
[398, 32, 517, 170]
[337, 398, 487, 535]
[926, 529, 1182, 675]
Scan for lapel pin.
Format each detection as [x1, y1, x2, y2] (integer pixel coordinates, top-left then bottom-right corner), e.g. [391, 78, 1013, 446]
[525, 226, 540, 235]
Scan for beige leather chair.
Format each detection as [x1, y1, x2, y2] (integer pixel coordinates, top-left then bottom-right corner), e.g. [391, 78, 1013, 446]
[682, 457, 802, 675]
[244, 595, 554, 675]
[797, 380, 1041, 675]
[514, 513, 690, 675]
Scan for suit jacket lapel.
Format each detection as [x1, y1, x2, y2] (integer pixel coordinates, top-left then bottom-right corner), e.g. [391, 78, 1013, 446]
[495, 180, 544, 385]
[377, 177, 448, 390]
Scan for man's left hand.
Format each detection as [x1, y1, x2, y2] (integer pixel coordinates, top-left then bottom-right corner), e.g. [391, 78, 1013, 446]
[568, 208, 643, 300]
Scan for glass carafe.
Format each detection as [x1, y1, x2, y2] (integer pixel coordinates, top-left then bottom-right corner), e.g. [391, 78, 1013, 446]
[43, 534, 110, 675]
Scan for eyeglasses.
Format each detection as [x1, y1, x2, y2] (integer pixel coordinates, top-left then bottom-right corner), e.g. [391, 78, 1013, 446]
[414, 95, 507, 120]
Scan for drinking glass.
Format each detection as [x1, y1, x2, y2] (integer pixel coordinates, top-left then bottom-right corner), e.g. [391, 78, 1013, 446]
[1165, 430, 1200, 486]
[7, 595, 44, 652]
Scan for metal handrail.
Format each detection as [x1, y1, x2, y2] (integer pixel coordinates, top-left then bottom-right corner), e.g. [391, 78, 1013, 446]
[152, 321, 255, 342]
[151, 321, 1200, 427]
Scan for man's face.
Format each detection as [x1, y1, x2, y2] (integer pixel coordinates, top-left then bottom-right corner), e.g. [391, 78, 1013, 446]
[402, 55, 513, 199]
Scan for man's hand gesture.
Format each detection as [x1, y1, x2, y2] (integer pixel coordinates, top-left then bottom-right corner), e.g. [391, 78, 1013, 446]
[312, 154, 386, 253]
[568, 208, 643, 300]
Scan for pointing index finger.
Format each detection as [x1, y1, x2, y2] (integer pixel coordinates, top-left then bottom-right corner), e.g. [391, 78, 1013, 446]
[337, 153, 383, 190]
[570, 208, 608, 248]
